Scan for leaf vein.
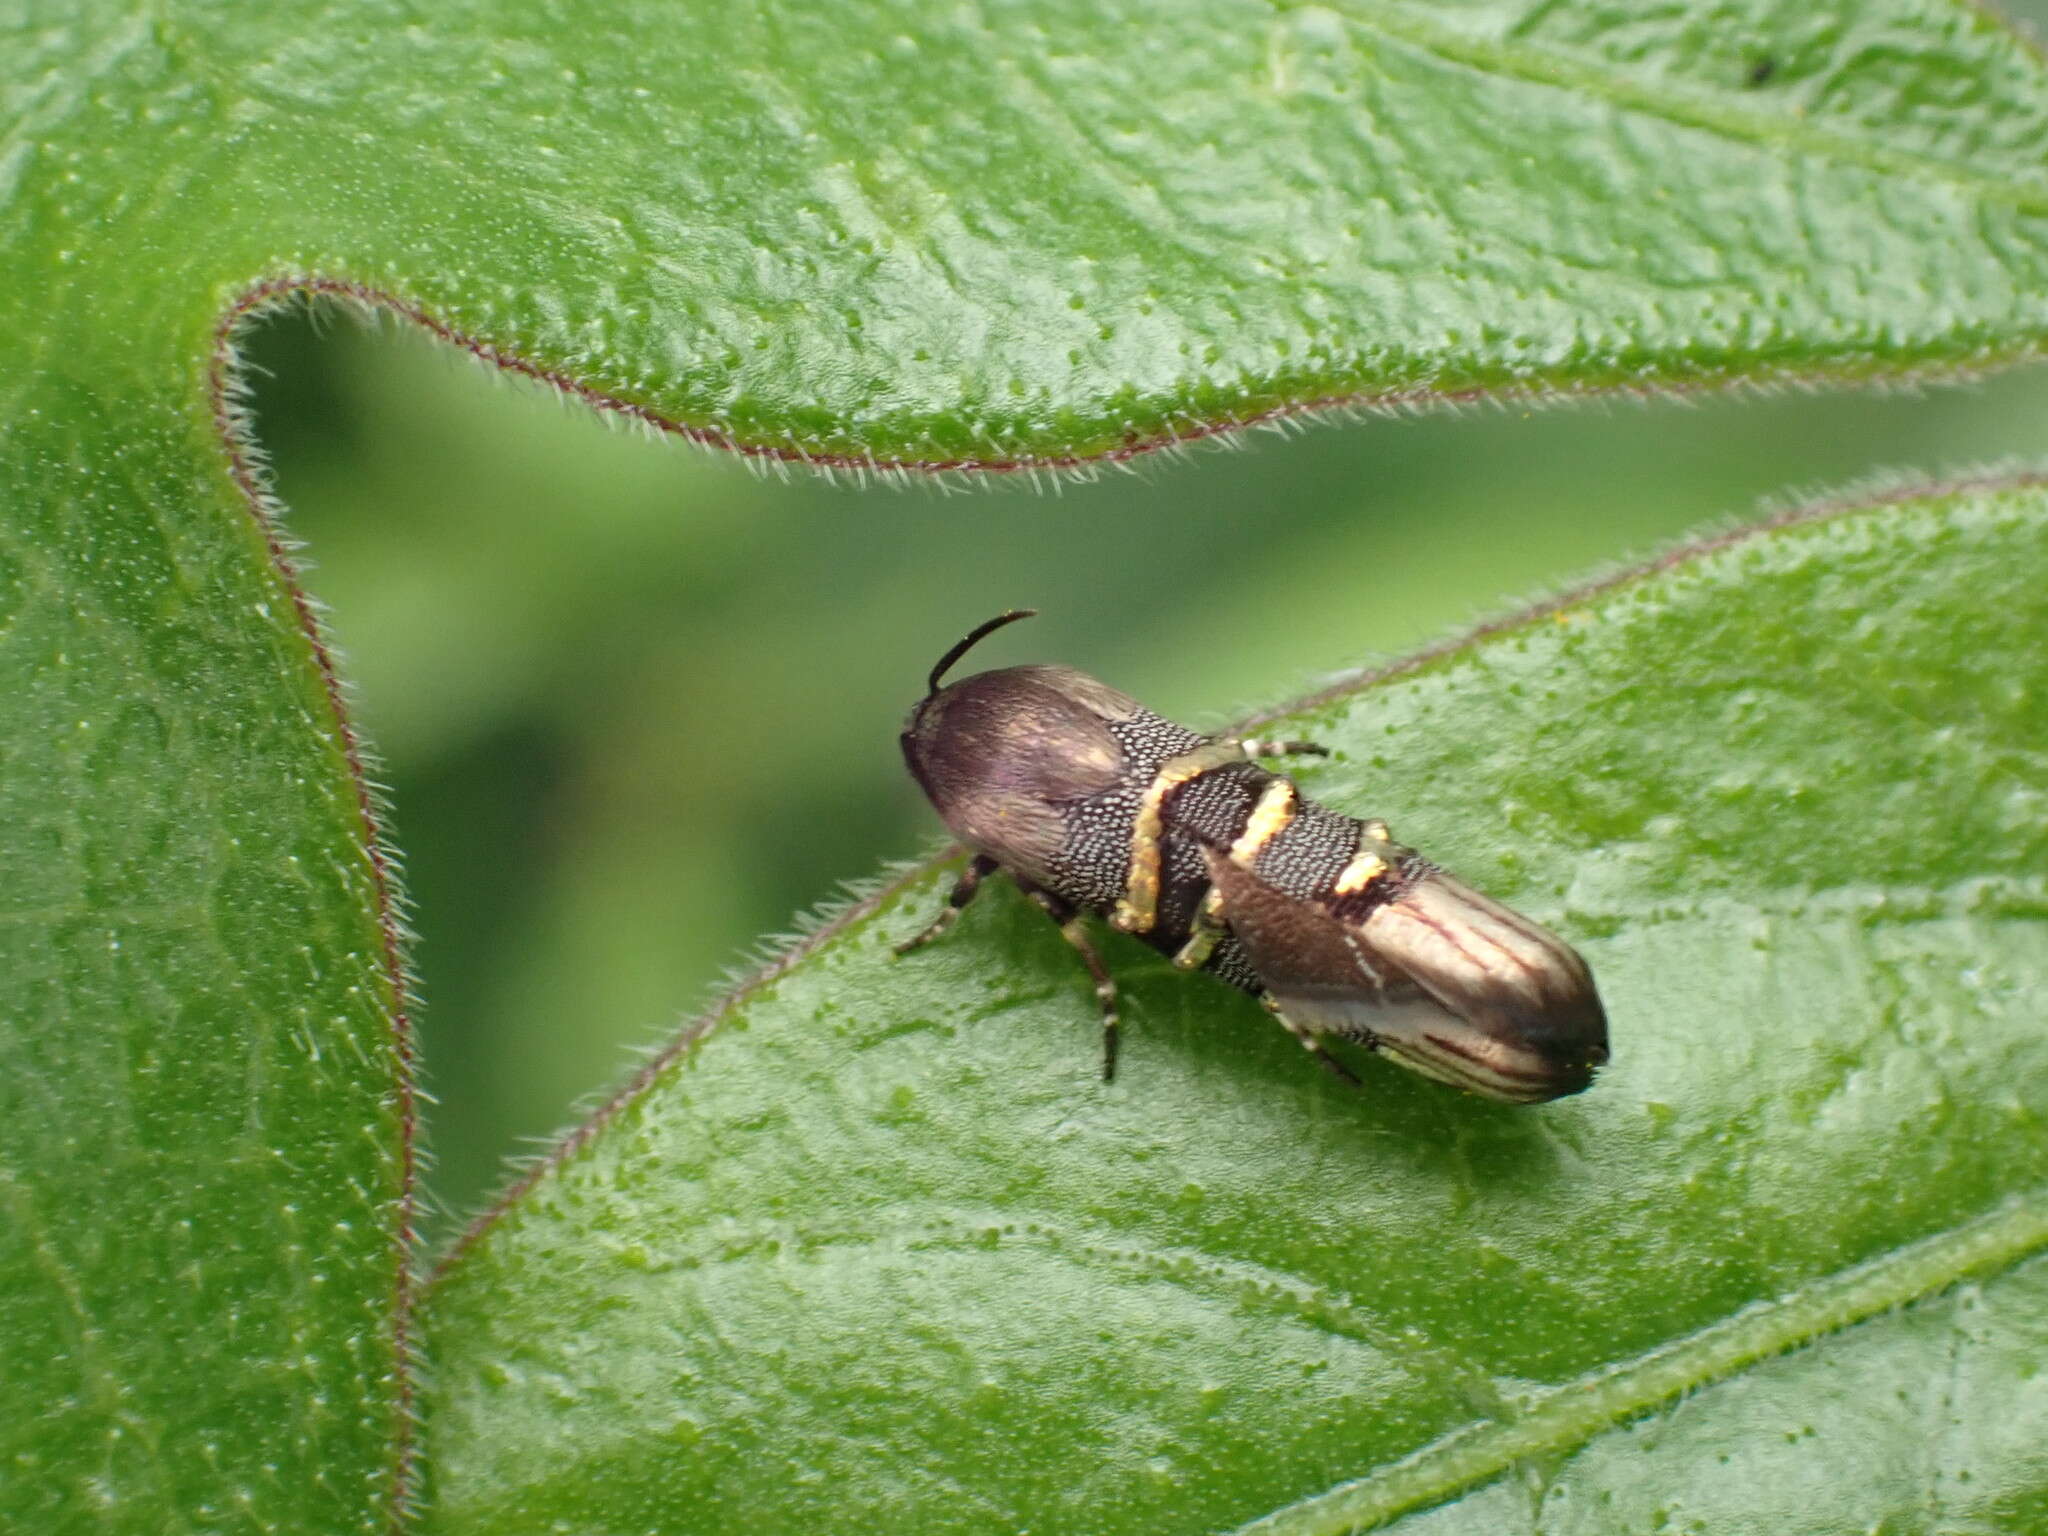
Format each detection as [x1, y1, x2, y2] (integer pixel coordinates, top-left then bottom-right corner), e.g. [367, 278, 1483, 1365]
[1231, 1190, 2048, 1535]
[1300, 0, 2048, 213]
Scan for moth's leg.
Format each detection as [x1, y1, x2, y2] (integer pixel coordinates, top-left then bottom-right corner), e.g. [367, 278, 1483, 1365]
[1235, 736, 1330, 760]
[1171, 885, 1228, 972]
[894, 853, 1000, 955]
[1263, 996, 1363, 1088]
[1020, 884, 1123, 1082]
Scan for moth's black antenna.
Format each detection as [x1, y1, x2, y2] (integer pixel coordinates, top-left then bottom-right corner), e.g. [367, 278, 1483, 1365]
[927, 609, 1038, 696]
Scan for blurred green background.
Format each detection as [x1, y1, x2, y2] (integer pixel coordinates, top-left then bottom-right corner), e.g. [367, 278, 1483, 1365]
[245, 314, 2048, 1244]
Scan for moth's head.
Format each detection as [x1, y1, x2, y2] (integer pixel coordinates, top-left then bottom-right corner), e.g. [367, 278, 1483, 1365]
[902, 611, 1138, 881]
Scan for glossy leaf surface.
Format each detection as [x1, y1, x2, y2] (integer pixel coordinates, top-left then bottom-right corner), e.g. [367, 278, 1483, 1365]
[421, 482, 2048, 1532]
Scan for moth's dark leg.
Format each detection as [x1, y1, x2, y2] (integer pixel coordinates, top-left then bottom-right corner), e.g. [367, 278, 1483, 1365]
[894, 853, 1000, 956]
[1264, 996, 1362, 1088]
[1021, 885, 1123, 1082]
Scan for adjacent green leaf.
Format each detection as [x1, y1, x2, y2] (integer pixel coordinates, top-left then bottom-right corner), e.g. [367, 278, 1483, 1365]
[0, 418, 411, 1524]
[420, 481, 2048, 1532]
[14, 3, 2048, 461]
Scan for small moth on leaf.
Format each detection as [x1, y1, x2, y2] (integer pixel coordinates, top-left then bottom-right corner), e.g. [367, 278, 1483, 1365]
[898, 611, 1609, 1103]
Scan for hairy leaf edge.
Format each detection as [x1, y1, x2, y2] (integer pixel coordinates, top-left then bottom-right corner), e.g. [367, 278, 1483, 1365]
[226, 274, 2043, 481]
[210, 287, 424, 1528]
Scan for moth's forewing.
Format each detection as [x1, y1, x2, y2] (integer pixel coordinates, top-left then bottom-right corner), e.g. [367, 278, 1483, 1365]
[1202, 849, 1604, 1103]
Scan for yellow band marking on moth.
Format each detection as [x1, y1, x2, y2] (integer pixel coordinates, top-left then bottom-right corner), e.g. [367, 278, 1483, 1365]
[1112, 742, 1246, 934]
[1333, 848, 1390, 896]
[1228, 777, 1299, 871]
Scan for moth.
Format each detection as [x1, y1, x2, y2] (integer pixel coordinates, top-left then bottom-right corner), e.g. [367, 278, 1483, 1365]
[898, 611, 1609, 1102]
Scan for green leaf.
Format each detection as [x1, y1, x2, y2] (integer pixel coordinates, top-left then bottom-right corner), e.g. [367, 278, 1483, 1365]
[419, 480, 2048, 1533]
[15, 2, 2048, 459]
[10, 0, 2048, 1528]
[0, 425, 412, 1522]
